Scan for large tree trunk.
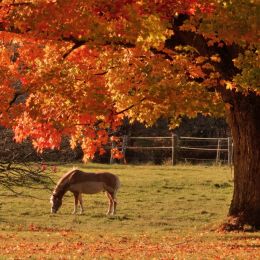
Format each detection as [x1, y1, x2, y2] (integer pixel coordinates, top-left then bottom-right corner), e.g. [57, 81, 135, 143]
[223, 90, 260, 230]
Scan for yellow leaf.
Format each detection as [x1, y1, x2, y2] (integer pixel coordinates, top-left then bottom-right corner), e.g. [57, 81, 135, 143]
[195, 56, 208, 64]
[210, 55, 221, 63]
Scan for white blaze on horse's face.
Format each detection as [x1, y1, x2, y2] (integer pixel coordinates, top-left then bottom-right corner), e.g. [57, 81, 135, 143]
[50, 195, 62, 213]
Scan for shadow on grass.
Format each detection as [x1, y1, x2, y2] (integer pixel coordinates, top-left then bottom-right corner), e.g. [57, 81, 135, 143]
[106, 214, 132, 221]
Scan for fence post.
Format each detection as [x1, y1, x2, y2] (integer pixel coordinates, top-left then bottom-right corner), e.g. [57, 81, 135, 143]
[110, 141, 115, 164]
[121, 135, 128, 164]
[216, 138, 221, 164]
[171, 134, 177, 165]
[228, 137, 233, 165]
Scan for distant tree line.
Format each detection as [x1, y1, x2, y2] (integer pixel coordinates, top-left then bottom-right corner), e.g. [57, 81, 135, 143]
[0, 115, 229, 164]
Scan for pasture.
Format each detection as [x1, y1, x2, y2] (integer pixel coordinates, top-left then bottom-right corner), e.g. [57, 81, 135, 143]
[0, 164, 259, 259]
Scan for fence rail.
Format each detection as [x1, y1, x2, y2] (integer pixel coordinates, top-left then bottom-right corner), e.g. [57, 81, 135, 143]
[179, 147, 228, 151]
[109, 135, 233, 165]
[179, 137, 228, 140]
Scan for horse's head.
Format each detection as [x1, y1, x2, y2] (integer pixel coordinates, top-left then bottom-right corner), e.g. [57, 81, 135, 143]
[50, 194, 62, 213]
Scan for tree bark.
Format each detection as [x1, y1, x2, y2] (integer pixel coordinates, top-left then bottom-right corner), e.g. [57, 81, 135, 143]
[223, 90, 260, 229]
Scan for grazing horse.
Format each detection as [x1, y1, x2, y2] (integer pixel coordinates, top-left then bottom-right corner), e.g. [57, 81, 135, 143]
[50, 169, 120, 215]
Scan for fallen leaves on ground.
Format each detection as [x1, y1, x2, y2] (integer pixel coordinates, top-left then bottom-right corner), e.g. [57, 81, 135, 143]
[0, 228, 259, 259]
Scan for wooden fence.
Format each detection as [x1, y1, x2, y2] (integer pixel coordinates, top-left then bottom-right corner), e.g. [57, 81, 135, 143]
[110, 135, 233, 165]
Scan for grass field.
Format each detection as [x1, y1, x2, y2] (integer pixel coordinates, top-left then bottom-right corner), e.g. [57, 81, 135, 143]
[0, 163, 259, 259]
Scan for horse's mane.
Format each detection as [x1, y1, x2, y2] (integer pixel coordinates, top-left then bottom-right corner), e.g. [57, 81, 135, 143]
[53, 168, 77, 195]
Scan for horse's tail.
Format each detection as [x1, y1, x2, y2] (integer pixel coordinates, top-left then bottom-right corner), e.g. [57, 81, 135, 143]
[105, 174, 120, 194]
[114, 174, 121, 192]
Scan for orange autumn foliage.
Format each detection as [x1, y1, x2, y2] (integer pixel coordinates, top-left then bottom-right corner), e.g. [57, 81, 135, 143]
[0, 0, 258, 161]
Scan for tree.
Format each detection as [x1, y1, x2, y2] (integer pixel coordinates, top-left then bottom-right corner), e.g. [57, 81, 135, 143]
[0, 0, 259, 229]
[0, 128, 53, 193]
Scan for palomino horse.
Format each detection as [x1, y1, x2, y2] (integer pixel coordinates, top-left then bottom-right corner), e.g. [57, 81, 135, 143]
[50, 169, 120, 215]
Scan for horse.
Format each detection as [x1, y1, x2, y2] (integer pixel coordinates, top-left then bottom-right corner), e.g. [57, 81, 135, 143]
[50, 169, 120, 215]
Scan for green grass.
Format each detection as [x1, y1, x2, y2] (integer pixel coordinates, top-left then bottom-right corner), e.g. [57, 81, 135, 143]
[1, 163, 259, 259]
[0, 163, 233, 235]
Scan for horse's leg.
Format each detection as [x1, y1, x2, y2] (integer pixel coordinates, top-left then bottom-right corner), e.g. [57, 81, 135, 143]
[78, 193, 84, 214]
[105, 192, 114, 215]
[113, 192, 117, 215]
[110, 192, 118, 215]
[72, 192, 79, 214]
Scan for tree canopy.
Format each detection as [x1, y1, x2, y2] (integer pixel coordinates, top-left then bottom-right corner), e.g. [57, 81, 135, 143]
[0, 0, 259, 160]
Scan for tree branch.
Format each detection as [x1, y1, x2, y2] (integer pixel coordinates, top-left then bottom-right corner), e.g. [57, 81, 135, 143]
[61, 35, 135, 59]
[115, 97, 146, 115]
[62, 37, 88, 59]
[166, 15, 242, 81]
